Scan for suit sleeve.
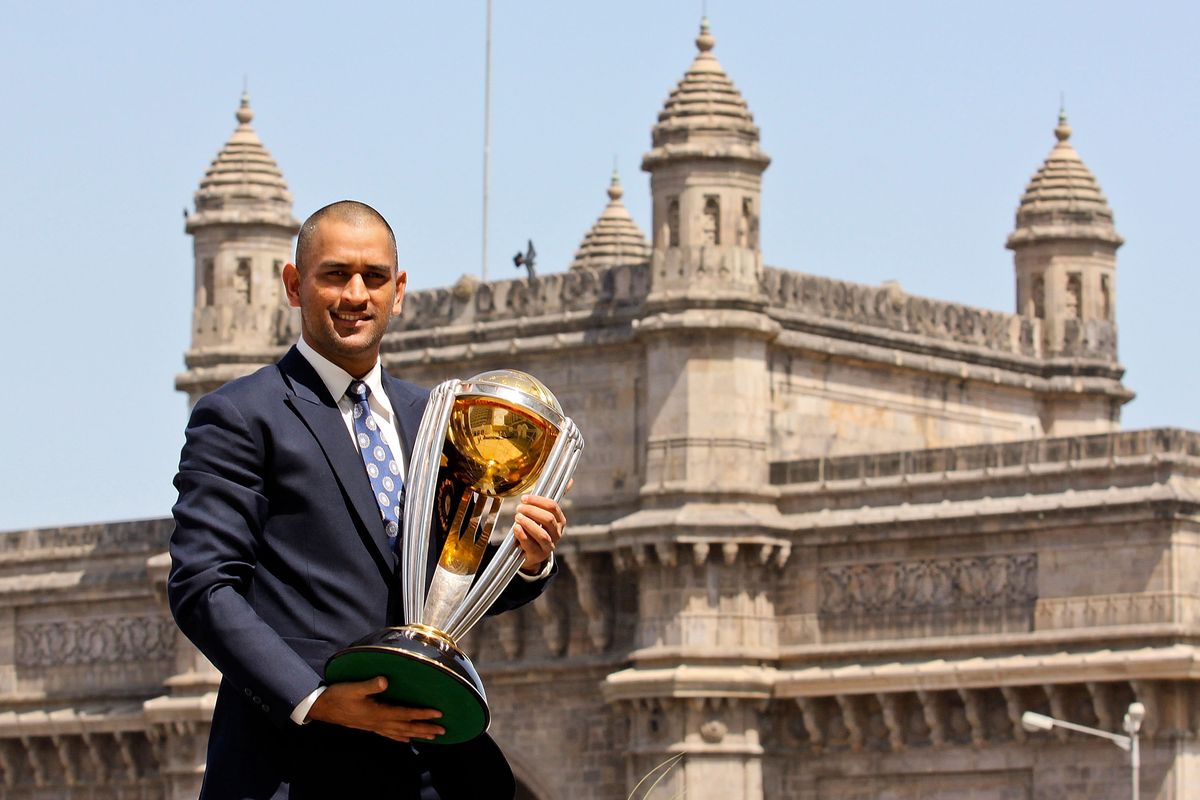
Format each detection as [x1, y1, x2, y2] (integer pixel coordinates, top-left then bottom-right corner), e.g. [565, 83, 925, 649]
[167, 391, 322, 728]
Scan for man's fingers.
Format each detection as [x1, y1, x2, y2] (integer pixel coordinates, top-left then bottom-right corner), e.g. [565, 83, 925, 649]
[390, 706, 444, 721]
[343, 676, 388, 697]
[516, 505, 559, 538]
[375, 708, 445, 741]
[515, 514, 552, 548]
[514, 520, 553, 569]
[520, 494, 567, 528]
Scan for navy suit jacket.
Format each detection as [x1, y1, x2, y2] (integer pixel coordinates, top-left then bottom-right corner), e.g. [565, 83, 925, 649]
[168, 346, 549, 799]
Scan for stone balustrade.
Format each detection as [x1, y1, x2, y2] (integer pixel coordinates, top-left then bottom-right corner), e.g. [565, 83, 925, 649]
[770, 427, 1200, 486]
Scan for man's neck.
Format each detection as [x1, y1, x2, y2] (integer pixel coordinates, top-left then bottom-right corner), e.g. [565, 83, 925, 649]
[299, 334, 377, 379]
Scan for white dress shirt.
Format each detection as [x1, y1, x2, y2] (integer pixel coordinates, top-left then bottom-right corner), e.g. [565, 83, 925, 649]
[296, 336, 407, 478]
[289, 338, 551, 724]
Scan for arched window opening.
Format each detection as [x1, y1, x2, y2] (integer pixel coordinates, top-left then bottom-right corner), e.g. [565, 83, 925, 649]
[667, 197, 680, 247]
[235, 258, 253, 304]
[1066, 272, 1082, 319]
[201, 259, 215, 307]
[702, 196, 720, 245]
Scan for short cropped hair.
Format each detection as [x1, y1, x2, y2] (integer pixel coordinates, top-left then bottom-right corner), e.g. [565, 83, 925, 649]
[295, 200, 398, 272]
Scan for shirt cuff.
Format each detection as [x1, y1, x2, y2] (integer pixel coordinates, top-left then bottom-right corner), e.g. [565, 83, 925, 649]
[291, 685, 326, 725]
[516, 552, 554, 582]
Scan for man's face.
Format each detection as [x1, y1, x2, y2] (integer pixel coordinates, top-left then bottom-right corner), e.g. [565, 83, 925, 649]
[282, 218, 406, 378]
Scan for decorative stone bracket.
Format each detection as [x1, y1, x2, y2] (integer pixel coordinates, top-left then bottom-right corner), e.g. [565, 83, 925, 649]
[611, 539, 792, 572]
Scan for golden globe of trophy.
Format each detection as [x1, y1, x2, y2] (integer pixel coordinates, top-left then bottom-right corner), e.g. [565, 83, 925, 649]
[325, 370, 584, 743]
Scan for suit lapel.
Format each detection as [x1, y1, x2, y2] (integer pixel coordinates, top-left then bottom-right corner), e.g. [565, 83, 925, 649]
[278, 347, 396, 574]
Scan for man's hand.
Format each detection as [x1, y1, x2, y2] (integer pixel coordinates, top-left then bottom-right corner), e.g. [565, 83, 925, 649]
[306, 677, 445, 742]
[513, 493, 567, 573]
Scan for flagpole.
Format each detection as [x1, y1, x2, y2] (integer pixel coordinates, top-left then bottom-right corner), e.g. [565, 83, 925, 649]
[481, 0, 493, 282]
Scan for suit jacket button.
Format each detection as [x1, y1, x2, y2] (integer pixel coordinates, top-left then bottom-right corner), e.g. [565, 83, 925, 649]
[253, 696, 261, 704]
[263, 705, 270, 713]
[245, 688, 253, 697]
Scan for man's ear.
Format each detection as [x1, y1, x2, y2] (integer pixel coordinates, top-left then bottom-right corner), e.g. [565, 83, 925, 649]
[392, 269, 407, 315]
[282, 262, 302, 308]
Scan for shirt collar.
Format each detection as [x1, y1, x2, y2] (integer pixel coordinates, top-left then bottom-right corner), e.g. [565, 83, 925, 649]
[295, 336, 389, 411]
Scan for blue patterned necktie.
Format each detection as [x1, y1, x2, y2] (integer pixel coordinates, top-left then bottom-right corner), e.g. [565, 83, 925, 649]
[346, 380, 404, 552]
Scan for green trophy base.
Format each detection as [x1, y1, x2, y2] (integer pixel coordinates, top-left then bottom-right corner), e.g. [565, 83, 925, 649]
[325, 624, 489, 745]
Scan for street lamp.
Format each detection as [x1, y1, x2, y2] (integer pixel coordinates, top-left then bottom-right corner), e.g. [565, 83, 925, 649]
[1021, 702, 1145, 800]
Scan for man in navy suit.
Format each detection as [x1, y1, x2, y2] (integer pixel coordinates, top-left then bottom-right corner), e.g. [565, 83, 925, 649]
[169, 201, 567, 798]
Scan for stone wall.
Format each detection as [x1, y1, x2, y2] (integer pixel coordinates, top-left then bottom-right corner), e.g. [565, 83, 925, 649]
[0, 519, 173, 797]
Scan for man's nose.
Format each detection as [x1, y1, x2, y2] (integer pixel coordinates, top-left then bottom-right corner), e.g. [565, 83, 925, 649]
[341, 273, 369, 304]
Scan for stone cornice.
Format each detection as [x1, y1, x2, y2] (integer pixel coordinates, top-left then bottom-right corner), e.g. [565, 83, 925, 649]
[642, 143, 771, 170]
[604, 664, 776, 704]
[773, 428, 1200, 495]
[185, 212, 298, 233]
[774, 645, 1200, 697]
[0, 704, 149, 736]
[774, 482, 1198, 545]
[774, 324, 1127, 395]
[633, 307, 780, 340]
[773, 621, 1200, 665]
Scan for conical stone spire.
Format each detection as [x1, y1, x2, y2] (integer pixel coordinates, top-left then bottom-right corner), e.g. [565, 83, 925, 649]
[187, 92, 298, 231]
[178, 92, 301, 405]
[641, 19, 770, 300]
[1006, 110, 1122, 362]
[1007, 110, 1122, 248]
[570, 169, 651, 271]
[643, 18, 769, 168]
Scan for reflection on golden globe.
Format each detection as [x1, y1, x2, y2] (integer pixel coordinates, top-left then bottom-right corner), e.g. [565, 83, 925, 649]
[445, 370, 562, 497]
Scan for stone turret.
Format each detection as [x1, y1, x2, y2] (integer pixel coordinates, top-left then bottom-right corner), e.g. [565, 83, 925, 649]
[176, 92, 300, 404]
[1007, 110, 1122, 360]
[633, 20, 779, 497]
[569, 169, 651, 271]
[642, 18, 770, 302]
[612, 24, 784, 798]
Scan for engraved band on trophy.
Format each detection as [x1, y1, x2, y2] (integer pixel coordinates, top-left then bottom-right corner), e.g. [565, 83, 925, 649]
[325, 370, 584, 744]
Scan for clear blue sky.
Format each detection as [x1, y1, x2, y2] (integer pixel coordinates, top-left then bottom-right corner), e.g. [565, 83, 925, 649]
[0, 1, 1196, 530]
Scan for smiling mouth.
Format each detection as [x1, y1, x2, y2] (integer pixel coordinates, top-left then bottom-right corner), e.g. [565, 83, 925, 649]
[332, 311, 371, 324]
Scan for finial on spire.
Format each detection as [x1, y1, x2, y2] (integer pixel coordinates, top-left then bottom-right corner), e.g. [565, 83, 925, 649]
[1054, 107, 1071, 143]
[608, 167, 623, 201]
[236, 88, 254, 125]
[696, 16, 715, 52]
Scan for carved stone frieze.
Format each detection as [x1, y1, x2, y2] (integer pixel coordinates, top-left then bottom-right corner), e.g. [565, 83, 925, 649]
[1035, 591, 1183, 630]
[761, 268, 1037, 357]
[16, 615, 176, 668]
[393, 263, 651, 332]
[820, 553, 1037, 618]
[0, 521, 171, 560]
